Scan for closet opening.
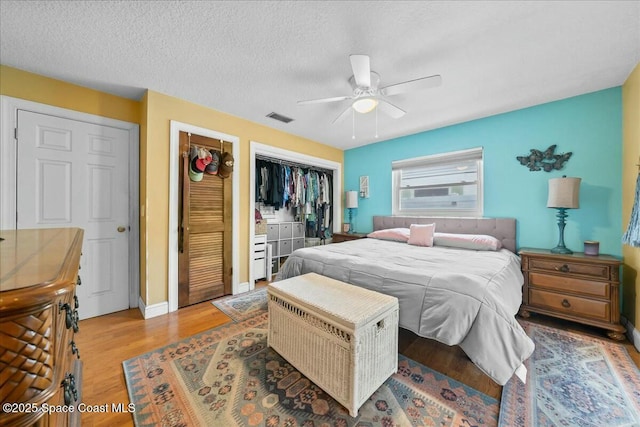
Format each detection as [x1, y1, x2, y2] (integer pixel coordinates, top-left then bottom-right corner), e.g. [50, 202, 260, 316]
[249, 142, 342, 288]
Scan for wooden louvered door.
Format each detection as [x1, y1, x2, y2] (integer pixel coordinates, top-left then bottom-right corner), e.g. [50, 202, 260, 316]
[178, 131, 232, 307]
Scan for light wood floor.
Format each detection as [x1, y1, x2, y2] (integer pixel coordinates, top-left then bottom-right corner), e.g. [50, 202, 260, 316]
[75, 283, 640, 427]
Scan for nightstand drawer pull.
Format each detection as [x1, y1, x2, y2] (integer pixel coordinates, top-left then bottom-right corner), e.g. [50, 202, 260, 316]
[555, 264, 570, 272]
[561, 299, 571, 308]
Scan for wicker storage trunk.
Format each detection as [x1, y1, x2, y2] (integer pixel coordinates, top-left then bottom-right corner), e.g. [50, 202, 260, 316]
[268, 273, 399, 417]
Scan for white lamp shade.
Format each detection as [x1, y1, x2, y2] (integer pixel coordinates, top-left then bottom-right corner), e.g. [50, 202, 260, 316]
[346, 191, 358, 208]
[547, 177, 581, 209]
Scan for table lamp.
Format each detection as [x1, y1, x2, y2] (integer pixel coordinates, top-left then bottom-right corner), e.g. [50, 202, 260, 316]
[346, 191, 358, 233]
[547, 176, 581, 254]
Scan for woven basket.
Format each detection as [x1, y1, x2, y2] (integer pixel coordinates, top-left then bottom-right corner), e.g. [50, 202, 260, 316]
[255, 219, 267, 235]
[267, 273, 398, 417]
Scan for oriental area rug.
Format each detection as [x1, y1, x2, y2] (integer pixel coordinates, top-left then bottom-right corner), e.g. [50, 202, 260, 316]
[499, 320, 640, 427]
[123, 310, 499, 426]
[212, 287, 267, 322]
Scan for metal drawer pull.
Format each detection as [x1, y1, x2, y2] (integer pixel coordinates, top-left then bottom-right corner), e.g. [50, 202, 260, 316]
[59, 303, 74, 329]
[561, 299, 571, 308]
[72, 310, 79, 333]
[70, 340, 81, 359]
[555, 264, 570, 272]
[61, 373, 78, 405]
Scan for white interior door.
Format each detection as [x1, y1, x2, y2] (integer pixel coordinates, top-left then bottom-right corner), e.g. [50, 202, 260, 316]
[16, 109, 130, 319]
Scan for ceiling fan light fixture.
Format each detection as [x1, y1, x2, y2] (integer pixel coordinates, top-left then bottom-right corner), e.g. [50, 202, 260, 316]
[352, 97, 378, 114]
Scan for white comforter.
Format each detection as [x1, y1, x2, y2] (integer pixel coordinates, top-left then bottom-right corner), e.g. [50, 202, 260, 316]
[277, 238, 535, 385]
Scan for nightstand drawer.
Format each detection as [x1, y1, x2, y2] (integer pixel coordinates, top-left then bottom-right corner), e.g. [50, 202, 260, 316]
[529, 289, 609, 322]
[529, 272, 609, 298]
[529, 258, 609, 279]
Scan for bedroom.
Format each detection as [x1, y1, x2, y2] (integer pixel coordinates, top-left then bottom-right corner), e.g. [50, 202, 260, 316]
[1, 1, 639, 426]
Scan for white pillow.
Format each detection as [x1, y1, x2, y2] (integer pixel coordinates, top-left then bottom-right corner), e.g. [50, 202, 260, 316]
[433, 232, 503, 251]
[408, 223, 435, 247]
[367, 228, 410, 242]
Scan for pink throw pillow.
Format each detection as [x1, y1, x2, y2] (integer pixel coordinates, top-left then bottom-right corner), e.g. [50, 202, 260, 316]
[367, 228, 410, 242]
[408, 223, 435, 247]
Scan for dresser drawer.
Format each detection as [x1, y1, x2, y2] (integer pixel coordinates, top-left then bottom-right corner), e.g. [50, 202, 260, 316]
[253, 258, 266, 279]
[529, 288, 610, 322]
[529, 258, 609, 279]
[529, 272, 609, 298]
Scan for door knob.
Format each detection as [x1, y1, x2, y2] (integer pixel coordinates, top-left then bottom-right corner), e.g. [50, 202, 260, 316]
[117, 226, 126, 232]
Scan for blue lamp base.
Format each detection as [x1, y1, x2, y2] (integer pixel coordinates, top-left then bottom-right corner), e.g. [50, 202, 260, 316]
[551, 208, 573, 254]
[348, 208, 355, 234]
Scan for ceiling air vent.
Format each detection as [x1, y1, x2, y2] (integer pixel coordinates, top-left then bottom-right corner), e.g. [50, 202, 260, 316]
[266, 112, 294, 124]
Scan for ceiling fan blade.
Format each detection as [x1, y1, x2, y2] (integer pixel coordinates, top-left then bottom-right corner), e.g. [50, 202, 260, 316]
[350, 54, 371, 88]
[380, 74, 442, 97]
[297, 95, 351, 106]
[332, 105, 353, 124]
[377, 99, 406, 119]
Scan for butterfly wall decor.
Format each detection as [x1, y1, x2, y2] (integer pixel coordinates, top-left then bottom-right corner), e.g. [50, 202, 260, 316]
[516, 144, 572, 172]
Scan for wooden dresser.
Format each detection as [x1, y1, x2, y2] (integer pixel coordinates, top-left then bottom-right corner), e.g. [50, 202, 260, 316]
[1, 228, 84, 427]
[332, 232, 368, 243]
[519, 248, 625, 340]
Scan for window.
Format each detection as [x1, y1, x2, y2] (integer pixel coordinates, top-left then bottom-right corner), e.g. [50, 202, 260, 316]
[392, 147, 483, 217]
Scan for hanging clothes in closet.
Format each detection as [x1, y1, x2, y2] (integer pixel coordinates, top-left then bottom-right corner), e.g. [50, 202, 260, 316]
[256, 157, 333, 240]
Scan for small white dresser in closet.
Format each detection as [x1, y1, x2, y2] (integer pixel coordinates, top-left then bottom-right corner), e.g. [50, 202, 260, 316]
[253, 234, 268, 280]
[266, 221, 305, 274]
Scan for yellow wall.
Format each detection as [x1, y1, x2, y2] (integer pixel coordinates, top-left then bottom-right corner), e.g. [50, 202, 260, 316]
[1, 65, 343, 307]
[0, 65, 140, 123]
[622, 62, 640, 325]
[144, 91, 343, 304]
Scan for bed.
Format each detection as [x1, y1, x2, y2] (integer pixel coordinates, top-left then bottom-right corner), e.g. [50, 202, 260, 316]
[277, 216, 535, 385]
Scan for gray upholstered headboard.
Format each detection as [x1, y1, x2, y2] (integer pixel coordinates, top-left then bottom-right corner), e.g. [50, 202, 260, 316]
[372, 216, 517, 253]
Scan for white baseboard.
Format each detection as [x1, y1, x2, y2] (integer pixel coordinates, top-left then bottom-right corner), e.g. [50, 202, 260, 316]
[621, 316, 640, 353]
[138, 296, 169, 319]
[138, 284, 251, 319]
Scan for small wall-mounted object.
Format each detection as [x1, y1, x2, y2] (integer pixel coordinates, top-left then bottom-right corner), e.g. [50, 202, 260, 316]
[516, 144, 572, 172]
[359, 176, 370, 198]
[584, 240, 600, 256]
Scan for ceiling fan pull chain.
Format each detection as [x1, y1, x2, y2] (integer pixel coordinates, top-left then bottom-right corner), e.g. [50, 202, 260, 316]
[352, 109, 356, 140]
[375, 106, 379, 138]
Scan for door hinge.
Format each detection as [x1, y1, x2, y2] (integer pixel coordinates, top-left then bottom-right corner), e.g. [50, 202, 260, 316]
[14, 128, 18, 140]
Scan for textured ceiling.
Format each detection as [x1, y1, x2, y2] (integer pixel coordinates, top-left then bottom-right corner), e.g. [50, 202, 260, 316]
[1, 1, 639, 150]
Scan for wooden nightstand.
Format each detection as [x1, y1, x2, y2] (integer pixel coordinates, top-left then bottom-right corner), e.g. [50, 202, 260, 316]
[332, 232, 368, 243]
[519, 248, 625, 340]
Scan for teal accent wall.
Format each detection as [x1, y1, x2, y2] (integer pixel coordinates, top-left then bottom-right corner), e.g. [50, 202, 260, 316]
[344, 88, 623, 256]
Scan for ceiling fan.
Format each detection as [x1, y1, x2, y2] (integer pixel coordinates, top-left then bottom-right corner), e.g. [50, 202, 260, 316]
[297, 54, 442, 124]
